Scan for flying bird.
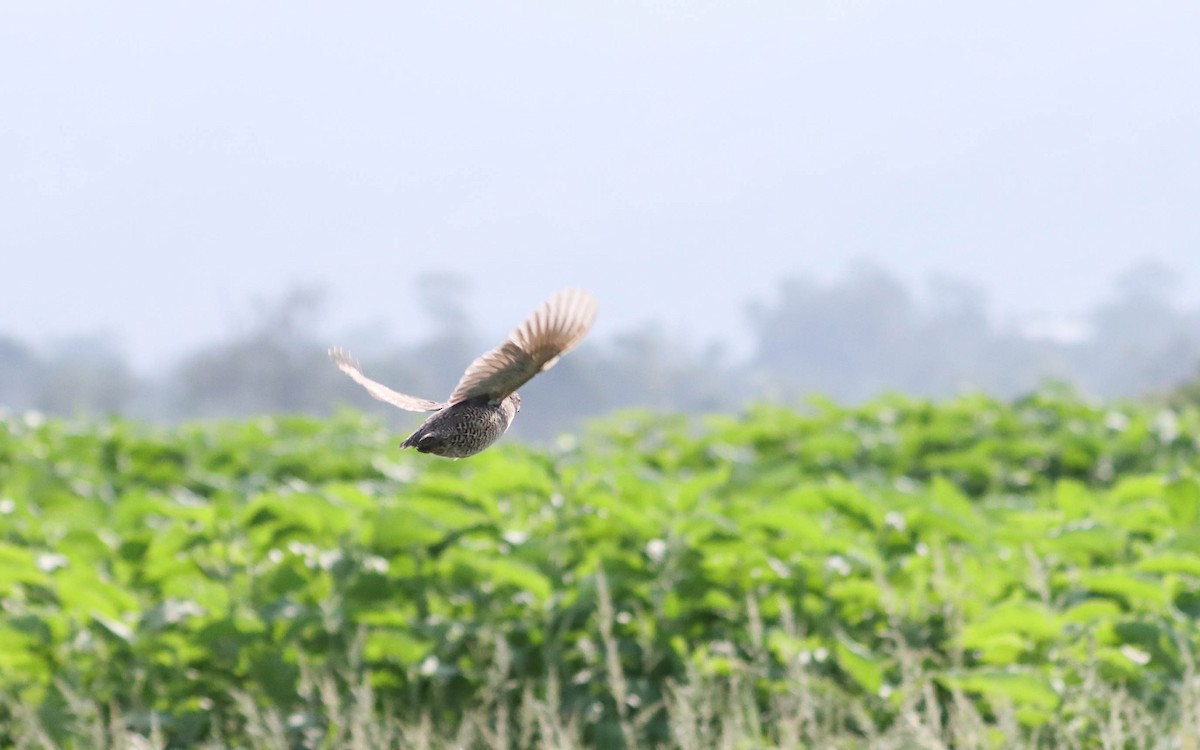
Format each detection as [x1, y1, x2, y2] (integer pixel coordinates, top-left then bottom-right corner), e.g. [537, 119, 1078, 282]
[330, 288, 597, 458]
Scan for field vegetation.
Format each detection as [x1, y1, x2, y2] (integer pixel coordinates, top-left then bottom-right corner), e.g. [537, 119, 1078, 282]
[3, 388, 1200, 748]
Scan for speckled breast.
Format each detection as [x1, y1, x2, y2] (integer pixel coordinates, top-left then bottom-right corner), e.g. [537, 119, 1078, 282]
[401, 400, 514, 458]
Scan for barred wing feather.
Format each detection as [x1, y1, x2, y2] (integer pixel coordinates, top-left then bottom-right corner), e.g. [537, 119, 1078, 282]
[328, 347, 445, 412]
[446, 288, 597, 405]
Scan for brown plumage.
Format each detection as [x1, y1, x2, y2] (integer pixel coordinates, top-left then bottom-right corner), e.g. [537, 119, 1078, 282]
[330, 288, 598, 458]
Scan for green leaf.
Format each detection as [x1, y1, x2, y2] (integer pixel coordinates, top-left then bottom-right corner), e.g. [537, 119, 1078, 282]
[967, 632, 1028, 665]
[370, 507, 444, 552]
[363, 629, 430, 665]
[1060, 599, 1122, 624]
[1135, 553, 1200, 577]
[834, 633, 883, 694]
[1043, 523, 1125, 562]
[939, 668, 1059, 715]
[455, 555, 554, 602]
[907, 476, 981, 542]
[1164, 477, 1200, 525]
[1111, 475, 1165, 505]
[56, 566, 139, 621]
[1053, 480, 1091, 518]
[0, 543, 45, 589]
[1076, 571, 1170, 607]
[960, 600, 1061, 647]
[0, 623, 44, 674]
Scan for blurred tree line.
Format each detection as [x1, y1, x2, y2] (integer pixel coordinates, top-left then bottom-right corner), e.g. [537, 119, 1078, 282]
[3, 264, 1200, 440]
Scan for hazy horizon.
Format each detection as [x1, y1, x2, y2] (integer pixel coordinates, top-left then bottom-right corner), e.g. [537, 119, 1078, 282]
[3, 2, 1198, 374]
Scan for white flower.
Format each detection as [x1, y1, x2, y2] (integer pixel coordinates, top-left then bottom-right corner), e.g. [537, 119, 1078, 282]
[1120, 645, 1151, 666]
[826, 555, 851, 576]
[502, 530, 530, 545]
[645, 539, 668, 563]
[36, 553, 69, 573]
[363, 555, 389, 573]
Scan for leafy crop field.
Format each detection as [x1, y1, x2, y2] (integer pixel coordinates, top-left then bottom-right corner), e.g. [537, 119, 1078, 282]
[4, 390, 1200, 748]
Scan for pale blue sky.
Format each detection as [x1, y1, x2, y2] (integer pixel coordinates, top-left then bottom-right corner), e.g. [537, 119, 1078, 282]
[3, 1, 1197, 371]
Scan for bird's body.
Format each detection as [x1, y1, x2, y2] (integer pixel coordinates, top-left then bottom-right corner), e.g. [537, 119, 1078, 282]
[330, 288, 596, 458]
[399, 394, 520, 457]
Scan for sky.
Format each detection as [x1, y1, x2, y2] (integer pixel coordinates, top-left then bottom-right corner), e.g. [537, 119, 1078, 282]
[2, 1, 1198, 372]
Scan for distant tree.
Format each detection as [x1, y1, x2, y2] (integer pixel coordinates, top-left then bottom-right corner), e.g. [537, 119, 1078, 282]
[1078, 261, 1200, 396]
[1169, 366, 1200, 408]
[745, 265, 1130, 402]
[35, 335, 135, 415]
[909, 275, 994, 395]
[0, 336, 42, 412]
[173, 286, 336, 417]
[748, 264, 923, 401]
[7, 261, 1200, 426]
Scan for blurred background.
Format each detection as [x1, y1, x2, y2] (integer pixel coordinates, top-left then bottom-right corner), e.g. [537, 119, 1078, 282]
[2, 1, 1198, 439]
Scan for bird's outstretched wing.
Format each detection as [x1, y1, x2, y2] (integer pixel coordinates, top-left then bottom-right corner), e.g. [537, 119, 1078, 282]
[446, 288, 597, 405]
[329, 347, 445, 412]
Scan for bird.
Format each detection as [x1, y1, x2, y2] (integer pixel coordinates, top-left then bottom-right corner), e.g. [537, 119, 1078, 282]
[329, 288, 597, 458]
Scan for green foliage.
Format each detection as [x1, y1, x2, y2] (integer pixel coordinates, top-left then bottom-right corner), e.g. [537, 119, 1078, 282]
[3, 390, 1200, 747]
